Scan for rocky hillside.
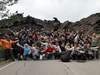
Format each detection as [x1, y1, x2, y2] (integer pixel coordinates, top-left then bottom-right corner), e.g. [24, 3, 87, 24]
[62, 13, 100, 33]
[0, 13, 61, 32]
[0, 13, 100, 33]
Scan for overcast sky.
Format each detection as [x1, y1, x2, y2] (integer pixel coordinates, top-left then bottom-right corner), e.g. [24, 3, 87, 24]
[8, 0, 100, 22]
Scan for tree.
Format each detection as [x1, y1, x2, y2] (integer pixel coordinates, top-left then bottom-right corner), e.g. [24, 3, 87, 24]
[0, 0, 18, 18]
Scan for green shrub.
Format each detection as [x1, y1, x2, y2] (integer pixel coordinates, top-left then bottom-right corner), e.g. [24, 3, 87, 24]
[0, 47, 5, 59]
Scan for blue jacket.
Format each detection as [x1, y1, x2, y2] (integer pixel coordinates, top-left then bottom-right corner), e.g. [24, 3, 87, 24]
[23, 47, 30, 56]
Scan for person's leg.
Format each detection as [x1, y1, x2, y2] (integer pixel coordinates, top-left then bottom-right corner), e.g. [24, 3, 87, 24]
[4, 49, 9, 60]
[72, 52, 78, 60]
[35, 55, 38, 60]
[47, 53, 53, 59]
[46, 53, 55, 60]
[32, 53, 35, 60]
[19, 48, 24, 60]
[23, 55, 27, 60]
[10, 49, 15, 61]
[96, 51, 99, 59]
[54, 51, 62, 59]
[85, 51, 89, 60]
[40, 54, 43, 60]
[13, 49, 18, 60]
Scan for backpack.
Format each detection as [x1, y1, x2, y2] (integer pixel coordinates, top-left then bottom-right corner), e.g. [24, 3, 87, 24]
[60, 51, 71, 62]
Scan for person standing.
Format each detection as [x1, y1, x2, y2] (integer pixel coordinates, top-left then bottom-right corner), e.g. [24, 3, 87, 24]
[0, 37, 15, 61]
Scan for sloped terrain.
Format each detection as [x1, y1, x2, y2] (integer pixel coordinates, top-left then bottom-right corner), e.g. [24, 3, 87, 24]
[0, 13, 100, 33]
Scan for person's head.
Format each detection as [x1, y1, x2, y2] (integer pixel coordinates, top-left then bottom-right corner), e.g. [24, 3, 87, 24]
[98, 36, 100, 40]
[70, 44, 74, 48]
[55, 42, 59, 46]
[74, 43, 79, 48]
[65, 43, 70, 49]
[61, 43, 65, 47]
[92, 32, 96, 37]
[24, 44, 29, 48]
[48, 42, 52, 47]
[86, 43, 91, 48]
[32, 44, 35, 47]
[84, 43, 91, 48]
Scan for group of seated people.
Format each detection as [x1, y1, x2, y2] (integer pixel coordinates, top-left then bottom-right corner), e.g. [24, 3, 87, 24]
[15, 41, 99, 61]
[0, 28, 100, 62]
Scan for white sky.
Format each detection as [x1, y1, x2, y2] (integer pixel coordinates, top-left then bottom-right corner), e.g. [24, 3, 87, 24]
[8, 0, 100, 22]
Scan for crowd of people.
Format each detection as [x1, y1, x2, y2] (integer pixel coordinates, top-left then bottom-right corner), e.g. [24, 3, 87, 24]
[0, 28, 100, 62]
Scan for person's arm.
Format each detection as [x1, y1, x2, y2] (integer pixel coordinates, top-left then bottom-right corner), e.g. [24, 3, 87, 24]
[58, 46, 62, 53]
[16, 43, 24, 49]
[0, 40, 2, 47]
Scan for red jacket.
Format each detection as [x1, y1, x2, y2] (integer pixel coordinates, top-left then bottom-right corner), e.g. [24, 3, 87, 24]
[45, 47, 55, 53]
